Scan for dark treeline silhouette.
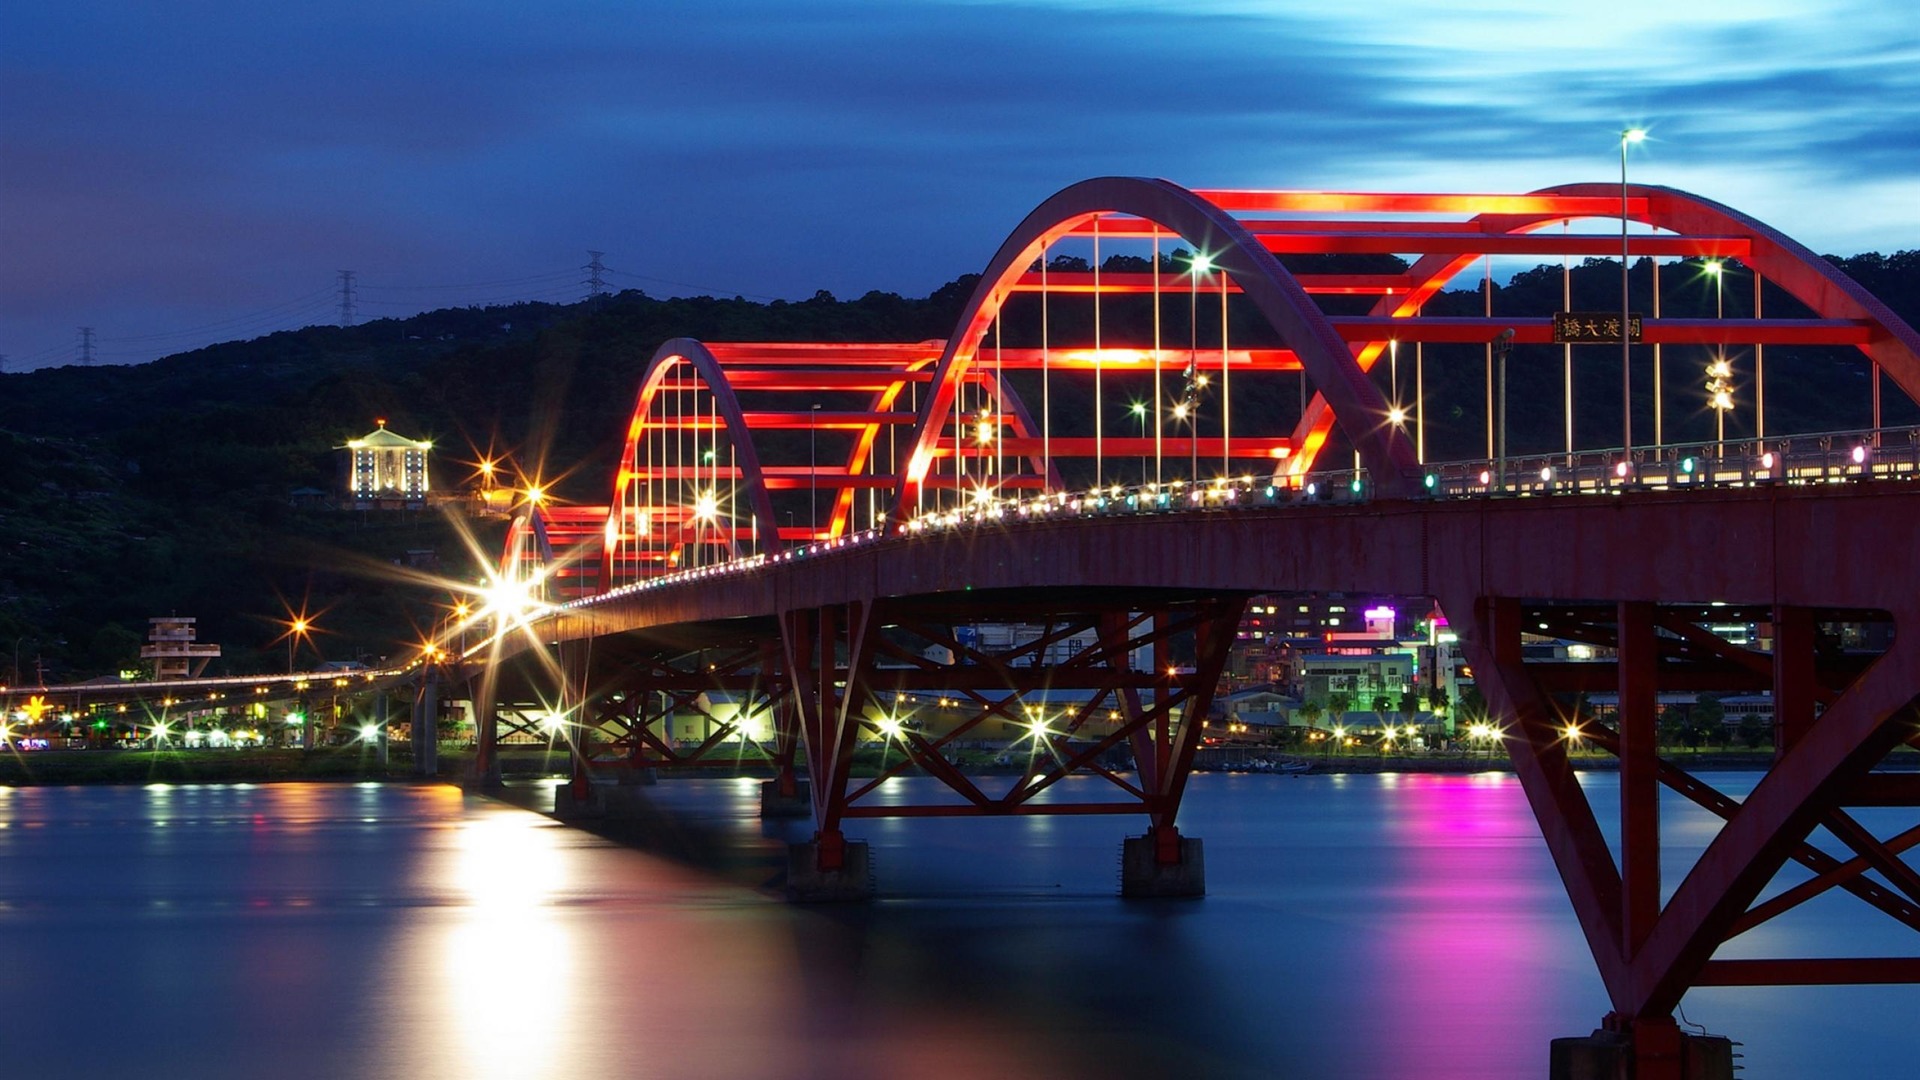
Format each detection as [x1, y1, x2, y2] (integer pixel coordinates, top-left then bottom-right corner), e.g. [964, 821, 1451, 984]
[2, 249, 1916, 678]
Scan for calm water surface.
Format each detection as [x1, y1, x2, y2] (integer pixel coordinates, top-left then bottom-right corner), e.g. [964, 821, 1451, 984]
[0, 773, 1914, 1078]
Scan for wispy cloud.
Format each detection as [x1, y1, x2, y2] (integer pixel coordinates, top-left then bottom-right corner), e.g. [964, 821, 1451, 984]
[2, 0, 1917, 366]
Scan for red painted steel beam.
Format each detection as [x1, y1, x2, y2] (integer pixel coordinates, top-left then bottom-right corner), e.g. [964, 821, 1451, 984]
[701, 370, 935, 390]
[1251, 232, 1750, 258]
[966, 436, 1291, 459]
[1008, 271, 1413, 295]
[1618, 601, 1661, 955]
[703, 342, 944, 363]
[947, 347, 1305, 370]
[1696, 958, 1920, 986]
[1325, 316, 1872, 346]
[1190, 190, 1652, 215]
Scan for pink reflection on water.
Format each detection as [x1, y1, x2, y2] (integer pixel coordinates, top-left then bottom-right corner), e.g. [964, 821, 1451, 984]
[1356, 772, 1592, 1079]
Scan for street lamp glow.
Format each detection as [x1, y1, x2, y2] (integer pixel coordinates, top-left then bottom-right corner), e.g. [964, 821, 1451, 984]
[1702, 258, 1723, 278]
[877, 716, 904, 740]
[542, 712, 566, 732]
[1190, 251, 1213, 275]
[1623, 128, 1647, 144]
[692, 489, 720, 522]
[1387, 406, 1407, 426]
[360, 723, 380, 741]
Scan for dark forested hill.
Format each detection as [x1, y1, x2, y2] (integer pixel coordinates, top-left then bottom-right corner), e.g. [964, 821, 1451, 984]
[2, 251, 1915, 682]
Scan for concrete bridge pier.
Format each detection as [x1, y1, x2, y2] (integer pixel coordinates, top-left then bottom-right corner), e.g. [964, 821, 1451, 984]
[759, 777, 810, 818]
[1551, 1015, 1734, 1080]
[1120, 826, 1205, 898]
[785, 830, 872, 902]
[552, 776, 658, 820]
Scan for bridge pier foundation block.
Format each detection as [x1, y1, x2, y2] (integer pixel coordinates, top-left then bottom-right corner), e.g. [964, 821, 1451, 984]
[552, 781, 655, 820]
[1120, 834, 1206, 898]
[760, 779, 811, 819]
[785, 837, 872, 902]
[461, 762, 504, 791]
[1550, 1016, 1733, 1080]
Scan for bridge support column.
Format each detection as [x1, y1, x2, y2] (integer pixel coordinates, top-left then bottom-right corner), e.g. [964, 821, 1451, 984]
[760, 778, 811, 818]
[412, 667, 438, 777]
[786, 829, 871, 902]
[779, 601, 879, 896]
[1550, 1015, 1732, 1080]
[467, 667, 502, 789]
[1120, 827, 1205, 898]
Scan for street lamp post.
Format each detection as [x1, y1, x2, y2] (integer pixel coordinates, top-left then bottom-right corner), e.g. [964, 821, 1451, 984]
[288, 618, 308, 675]
[1130, 401, 1148, 485]
[1620, 128, 1646, 457]
[809, 402, 821, 537]
[1703, 259, 1732, 460]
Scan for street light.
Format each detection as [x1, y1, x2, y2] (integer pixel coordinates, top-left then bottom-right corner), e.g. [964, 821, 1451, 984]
[1706, 358, 1734, 451]
[287, 617, 310, 675]
[1621, 128, 1647, 456]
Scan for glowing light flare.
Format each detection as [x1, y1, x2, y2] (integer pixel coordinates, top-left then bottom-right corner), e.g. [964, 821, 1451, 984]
[360, 723, 381, 741]
[692, 489, 721, 522]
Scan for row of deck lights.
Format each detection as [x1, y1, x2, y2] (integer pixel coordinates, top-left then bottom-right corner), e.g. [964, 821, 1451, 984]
[557, 431, 1901, 612]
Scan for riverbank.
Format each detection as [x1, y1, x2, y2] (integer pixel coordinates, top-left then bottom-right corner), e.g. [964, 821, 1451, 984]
[1, 744, 1888, 786]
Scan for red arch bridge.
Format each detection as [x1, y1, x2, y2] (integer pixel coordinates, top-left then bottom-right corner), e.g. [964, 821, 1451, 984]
[441, 177, 1920, 1077]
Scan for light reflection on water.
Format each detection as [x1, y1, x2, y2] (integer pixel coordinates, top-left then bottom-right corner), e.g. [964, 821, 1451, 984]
[0, 774, 1914, 1078]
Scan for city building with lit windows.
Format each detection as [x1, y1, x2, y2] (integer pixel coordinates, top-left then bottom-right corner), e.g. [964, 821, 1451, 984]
[342, 420, 431, 504]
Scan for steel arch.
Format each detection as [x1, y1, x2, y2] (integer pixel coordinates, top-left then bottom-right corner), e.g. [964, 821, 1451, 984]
[893, 176, 1423, 514]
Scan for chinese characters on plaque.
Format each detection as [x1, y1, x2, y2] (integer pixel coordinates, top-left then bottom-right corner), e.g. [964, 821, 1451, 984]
[1552, 312, 1644, 344]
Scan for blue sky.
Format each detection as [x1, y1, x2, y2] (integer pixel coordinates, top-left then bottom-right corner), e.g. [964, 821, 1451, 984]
[4, 0, 1918, 369]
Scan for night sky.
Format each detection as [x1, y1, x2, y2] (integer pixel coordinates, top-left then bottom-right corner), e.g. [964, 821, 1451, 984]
[5, 0, 1918, 369]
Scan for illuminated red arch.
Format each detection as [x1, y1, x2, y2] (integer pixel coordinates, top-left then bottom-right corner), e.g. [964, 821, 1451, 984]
[895, 176, 1424, 514]
[1284, 182, 1920, 466]
[603, 337, 1057, 590]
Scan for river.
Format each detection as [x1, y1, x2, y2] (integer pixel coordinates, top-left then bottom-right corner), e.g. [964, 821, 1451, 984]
[0, 773, 1913, 1078]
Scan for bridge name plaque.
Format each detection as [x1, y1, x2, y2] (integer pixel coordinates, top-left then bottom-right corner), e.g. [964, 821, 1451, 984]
[1553, 311, 1644, 344]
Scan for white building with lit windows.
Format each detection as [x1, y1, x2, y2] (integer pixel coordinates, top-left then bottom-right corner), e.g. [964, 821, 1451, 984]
[342, 420, 431, 503]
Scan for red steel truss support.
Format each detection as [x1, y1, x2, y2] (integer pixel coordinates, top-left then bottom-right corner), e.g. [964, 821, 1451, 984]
[780, 601, 882, 871]
[1448, 593, 1920, 1075]
[562, 643, 779, 775]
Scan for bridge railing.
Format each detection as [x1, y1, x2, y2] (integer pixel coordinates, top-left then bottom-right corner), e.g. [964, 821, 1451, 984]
[559, 424, 1920, 609]
[1420, 423, 1920, 498]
